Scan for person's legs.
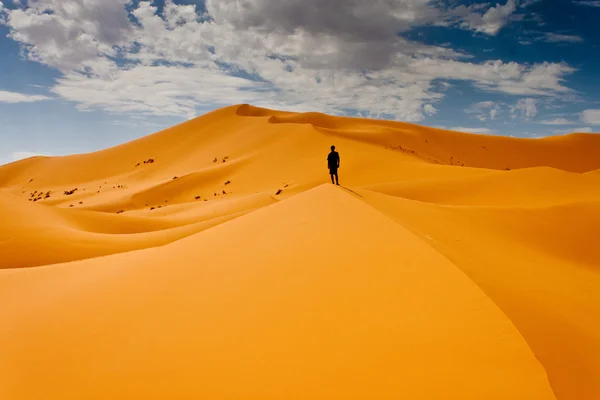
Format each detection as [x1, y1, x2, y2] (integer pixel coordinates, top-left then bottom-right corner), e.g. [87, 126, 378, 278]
[330, 173, 335, 184]
[335, 172, 339, 185]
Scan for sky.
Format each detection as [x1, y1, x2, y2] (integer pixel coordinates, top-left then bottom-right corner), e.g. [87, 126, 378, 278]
[1, 0, 600, 164]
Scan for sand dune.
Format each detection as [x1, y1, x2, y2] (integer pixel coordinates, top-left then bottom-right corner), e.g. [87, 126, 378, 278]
[1, 104, 599, 399]
[363, 166, 600, 207]
[358, 190, 600, 400]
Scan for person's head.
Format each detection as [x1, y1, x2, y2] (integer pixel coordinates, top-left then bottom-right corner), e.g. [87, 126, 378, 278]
[330, 145, 335, 151]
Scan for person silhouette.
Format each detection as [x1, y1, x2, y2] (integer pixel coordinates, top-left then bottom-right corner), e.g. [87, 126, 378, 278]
[327, 145, 340, 185]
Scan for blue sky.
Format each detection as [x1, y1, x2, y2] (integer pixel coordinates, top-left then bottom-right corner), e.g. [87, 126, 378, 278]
[1, 0, 600, 165]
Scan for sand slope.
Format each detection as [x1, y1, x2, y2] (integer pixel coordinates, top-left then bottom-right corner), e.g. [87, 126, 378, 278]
[358, 190, 600, 400]
[1, 104, 599, 399]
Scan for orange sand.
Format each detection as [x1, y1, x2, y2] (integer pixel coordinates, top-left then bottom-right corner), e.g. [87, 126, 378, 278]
[1, 104, 599, 399]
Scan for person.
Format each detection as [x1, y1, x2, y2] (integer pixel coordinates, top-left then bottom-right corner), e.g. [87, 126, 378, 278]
[327, 145, 340, 185]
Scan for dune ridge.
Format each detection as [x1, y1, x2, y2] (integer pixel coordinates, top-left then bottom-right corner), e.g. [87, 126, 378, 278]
[1, 103, 599, 399]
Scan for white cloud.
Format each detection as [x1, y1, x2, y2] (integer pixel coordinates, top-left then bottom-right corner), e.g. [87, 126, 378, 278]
[437, 82, 452, 91]
[543, 33, 584, 43]
[0, 90, 50, 103]
[465, 101, 501, 121]
[0, 0, 577, 122]
[573, 127, 593, 133]
[522, 30, 584, 44]
[510, 98, 537, 120]
[574, 1, 600, 7]
[520, 0, 542, 7]
[52, 64, 270, 119]
[450, 127, 493, 134]
[407, 59, 574, 96]
[539, 118, 574, 125]
[423, 104, 437, 115]
[3, 0, 133, 70]
[552, 127, 593, 134]
[110, 119, 166, 129]
[10, 151, 50, 161]
[473, 101, 495, 108]
[450, 0, 519, 35]
[581, 109, 600, 125]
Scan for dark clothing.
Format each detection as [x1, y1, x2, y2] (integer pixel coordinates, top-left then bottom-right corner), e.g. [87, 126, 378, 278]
[327, 151, 340, 170]
[327, 151, 340, 185]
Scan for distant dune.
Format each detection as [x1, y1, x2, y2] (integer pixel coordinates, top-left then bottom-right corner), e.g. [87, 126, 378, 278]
[1, 104, 599, 399]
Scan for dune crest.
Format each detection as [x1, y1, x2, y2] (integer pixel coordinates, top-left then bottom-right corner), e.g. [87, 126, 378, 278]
[1, 104, 599, 399]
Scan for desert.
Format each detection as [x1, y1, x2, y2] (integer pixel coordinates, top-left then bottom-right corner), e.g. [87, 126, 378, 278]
[1, 104, 599, 399]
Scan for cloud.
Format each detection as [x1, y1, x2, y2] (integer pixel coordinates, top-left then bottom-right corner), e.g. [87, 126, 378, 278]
[0, 90, 51, 103]
[539, 118, 574, 125]
[0, 0, 577, 122]
[574, 1, 600, 7]
[581, 109, 600, 125]
[450, 127, 493, 134]
[552, 127, 593, 134]
[465, 101, 501, 121]
[450, 0, 519, 35]
[520, 0, 542, 7]
[523, 30, 584, 44]
[510, 98, 537, 120]
[152, 0, 463, 72]
[52, 64, 271, 119]
[207, 0, 452, 70]
[542, 33, 584, 43]
[423, 104, 437, 115]
[110, 119, 167, 129]
[407, 59, 574, 96]
[10, 151, 50, 161]
[3, 0, 133, 70]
